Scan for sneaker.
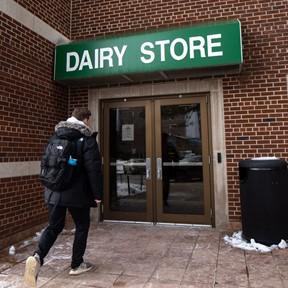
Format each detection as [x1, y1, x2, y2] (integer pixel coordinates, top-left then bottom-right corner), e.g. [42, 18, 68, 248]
[69, 262, 93, 276]
[23, 254, 40, 287]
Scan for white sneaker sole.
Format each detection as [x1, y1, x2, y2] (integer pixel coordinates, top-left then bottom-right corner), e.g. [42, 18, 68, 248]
[69, 265, 93, 276]
[23, 256, 39, 287]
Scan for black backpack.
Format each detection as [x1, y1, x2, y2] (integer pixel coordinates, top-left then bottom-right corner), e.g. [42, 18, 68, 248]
[39, 137, 83, 191]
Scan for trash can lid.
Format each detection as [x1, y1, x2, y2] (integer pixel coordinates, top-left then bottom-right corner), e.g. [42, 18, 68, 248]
[239, 158, 287, 169]
[251, 157, 278, 160]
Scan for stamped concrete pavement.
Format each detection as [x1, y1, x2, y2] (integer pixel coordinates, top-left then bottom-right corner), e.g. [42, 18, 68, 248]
[1, 222, 288, 288]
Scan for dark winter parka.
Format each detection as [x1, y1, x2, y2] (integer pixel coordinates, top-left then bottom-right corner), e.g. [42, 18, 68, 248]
[44, 121, 103, 208]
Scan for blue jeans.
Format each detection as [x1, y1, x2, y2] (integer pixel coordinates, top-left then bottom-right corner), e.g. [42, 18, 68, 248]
[35, 205, 90, 268]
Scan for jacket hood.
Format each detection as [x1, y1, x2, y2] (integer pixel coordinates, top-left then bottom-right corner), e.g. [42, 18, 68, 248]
[55, 121, 93, 137]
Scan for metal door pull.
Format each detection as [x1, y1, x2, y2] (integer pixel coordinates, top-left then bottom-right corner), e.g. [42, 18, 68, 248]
[146, 158, 151, 179]
[157, 157, 162, 180]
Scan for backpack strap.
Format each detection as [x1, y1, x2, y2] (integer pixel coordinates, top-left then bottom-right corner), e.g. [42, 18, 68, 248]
[74, 137, 84, 167]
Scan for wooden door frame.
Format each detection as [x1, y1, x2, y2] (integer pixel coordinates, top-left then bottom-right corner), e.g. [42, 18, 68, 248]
[101, 94, 212, 225]
[102, 100, 154, 222]
[154, 96, 211, 224]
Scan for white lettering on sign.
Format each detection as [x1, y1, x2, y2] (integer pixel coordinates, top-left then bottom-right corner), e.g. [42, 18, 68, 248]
[114, 45, 127, 66]
[170, 38, 188, 61]
[65, 34, 223, 72]
[207, 34, 223, 57]
[155, 40, 170, 61]
[140, 42, 155, 64]
[94, 49, 99, 69]
[66, 45, 128, 72]
[140, 34, 223, 64]
[100, 47, 113, 68]
[189, 36, 206, 58]
[79, 50, 93, 71]
[66, 52, 79, 72]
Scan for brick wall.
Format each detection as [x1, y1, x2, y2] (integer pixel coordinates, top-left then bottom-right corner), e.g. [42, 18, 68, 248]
[0, 176, 46, 240]
[70, 0, 288, 222]
[0, 13, 69, 162]
[223, 1, 288, 220]
[14, 0, 71, 38]
[69, 87, 89, 114]
[0, 11, 69, 242]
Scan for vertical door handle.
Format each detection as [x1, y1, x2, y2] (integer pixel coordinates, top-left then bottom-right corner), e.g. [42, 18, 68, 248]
[157, 157, 162, 180]
[146, 158, 151, 179]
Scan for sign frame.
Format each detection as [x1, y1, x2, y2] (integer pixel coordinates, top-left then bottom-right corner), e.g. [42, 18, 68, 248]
[54, 20, 243, 82]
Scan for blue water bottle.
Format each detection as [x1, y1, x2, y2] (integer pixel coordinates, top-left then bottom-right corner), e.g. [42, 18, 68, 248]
[68, 156, 77, 166]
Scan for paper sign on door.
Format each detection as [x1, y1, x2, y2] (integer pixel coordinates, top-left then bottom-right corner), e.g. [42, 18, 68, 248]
[122, 124, 134, 141]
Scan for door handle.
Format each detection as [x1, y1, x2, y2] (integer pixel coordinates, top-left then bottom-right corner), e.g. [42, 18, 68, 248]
[157, 157, 162, 180]
[146, 158, 151, 179]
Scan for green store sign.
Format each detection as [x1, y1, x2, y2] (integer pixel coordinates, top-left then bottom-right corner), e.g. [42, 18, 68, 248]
[54, 20, 242, 81]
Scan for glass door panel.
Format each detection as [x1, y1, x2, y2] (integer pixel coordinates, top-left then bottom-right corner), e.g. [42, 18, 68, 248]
[155, 97, 211, 224]
[103, 101, 153, 222]
[109, 106, 147, 212]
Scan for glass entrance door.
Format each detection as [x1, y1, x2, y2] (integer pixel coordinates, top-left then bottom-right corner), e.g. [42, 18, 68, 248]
[103, 100, 153, 222]
[102, 95, 211, 224]
[155, 97, 211, 224]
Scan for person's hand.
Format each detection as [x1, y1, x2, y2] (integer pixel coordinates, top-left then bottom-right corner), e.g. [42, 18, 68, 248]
[95, 199, 101, 205]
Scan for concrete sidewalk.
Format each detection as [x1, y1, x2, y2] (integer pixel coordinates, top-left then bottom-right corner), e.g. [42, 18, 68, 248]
[0, 222, 288, 288]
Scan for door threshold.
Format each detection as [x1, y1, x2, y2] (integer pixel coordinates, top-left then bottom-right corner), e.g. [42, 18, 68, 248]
[156, 222, 212, 228]
[103, 220, 154, 225]
[103, 220, 212, 228]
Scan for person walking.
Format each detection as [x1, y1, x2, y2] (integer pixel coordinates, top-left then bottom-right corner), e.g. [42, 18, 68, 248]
[24, 108, 103, 287]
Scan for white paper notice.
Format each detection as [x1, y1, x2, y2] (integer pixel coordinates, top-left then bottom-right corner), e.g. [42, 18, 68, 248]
[122, 124, 134, 141]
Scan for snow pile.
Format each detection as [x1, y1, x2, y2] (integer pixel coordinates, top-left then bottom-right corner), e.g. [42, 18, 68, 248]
[8, 245, 16, 255]
[7, 228, 74, 258]
[33, 229, 45, 241]
[224, 231, 287, 253]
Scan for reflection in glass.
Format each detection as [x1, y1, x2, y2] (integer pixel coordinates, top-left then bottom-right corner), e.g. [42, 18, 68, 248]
[161, 104, 204, 215]
[109, 107, 146, 212]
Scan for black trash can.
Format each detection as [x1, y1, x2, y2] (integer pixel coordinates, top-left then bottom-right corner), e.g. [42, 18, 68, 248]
[239, 158, 288, 246]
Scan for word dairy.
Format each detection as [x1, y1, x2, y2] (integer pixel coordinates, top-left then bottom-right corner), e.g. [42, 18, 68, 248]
[66, 45, 127, 72]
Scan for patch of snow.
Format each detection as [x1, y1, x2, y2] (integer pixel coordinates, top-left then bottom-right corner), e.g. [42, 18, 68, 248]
[0, 276, 24, 288]
[23, 240, 31, 246]
[32, 229, 45, 241]
[278, 239, 287, 249]
[250, 239, 276, 253]
[18, 240, 33, 249]
[50, 255, 71, 260]
[224, 231, 287, 253]
[62, 228, 76, 234]
[8, 245, 16, 255]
